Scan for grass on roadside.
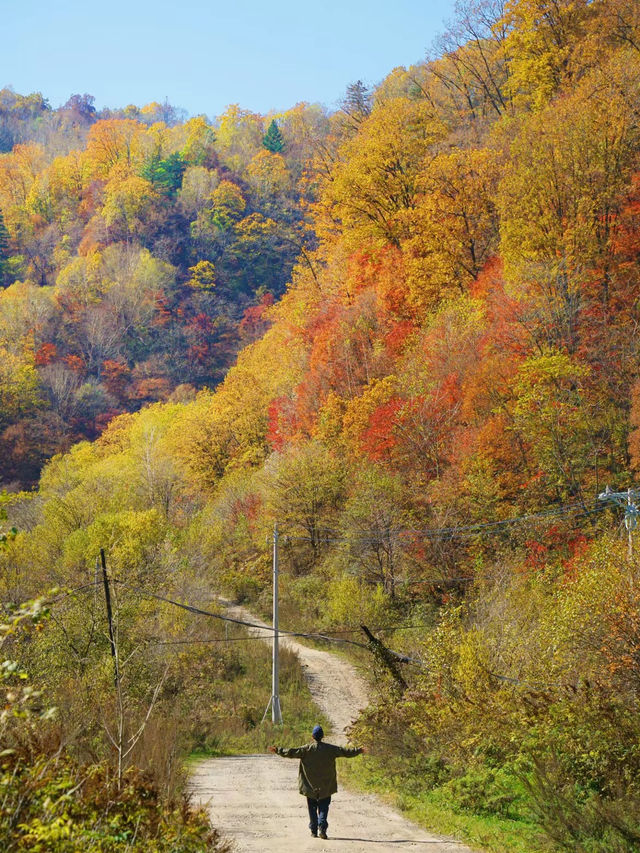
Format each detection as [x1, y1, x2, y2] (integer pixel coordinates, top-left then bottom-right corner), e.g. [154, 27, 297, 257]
[186, 636, 328, 760]
[339, 756, 545, 853]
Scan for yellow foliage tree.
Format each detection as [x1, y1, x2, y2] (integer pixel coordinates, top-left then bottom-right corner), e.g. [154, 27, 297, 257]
[84, 119, 146, 178]
[341, 375, 398, 456]
[402, 147, 500, 314]
[215, 105, 264, 172]
[500, 0, 594, 109]
[318, 97, 446, 249]
[0, 345, 41, 429]
[101, 172, 158, 236]
[186, 259, 216, 290]
[0, 144, 46, 236]
[246, 150, 290, 200]
[498, 57, 638, 350]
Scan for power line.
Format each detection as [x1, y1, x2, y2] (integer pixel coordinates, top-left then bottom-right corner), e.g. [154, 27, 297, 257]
[45, 495, 606, 651]
[43, 575, 589, 693]
[146, 635, 274, 645]
[314, 622, 434, 636]
[29, 578, 476, 644]
[52, 583, 103, 599]
[111, 579, 372, 652]
[23, 494, 612, 657]
[56, 581, 570, 688]
[280, 500, 607, 546]
[27, 491, 625, 703]
[144, 620, 445, 644]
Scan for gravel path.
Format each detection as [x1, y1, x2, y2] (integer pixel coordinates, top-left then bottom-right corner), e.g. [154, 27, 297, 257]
[190, 606, 476, 852]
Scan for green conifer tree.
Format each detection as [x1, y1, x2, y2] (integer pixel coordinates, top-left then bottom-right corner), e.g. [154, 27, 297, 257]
[141, 151, 186, 197]
[262, 119, 285, 153]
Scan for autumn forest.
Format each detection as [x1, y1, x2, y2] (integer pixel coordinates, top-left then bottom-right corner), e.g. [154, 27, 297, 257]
[3, 0, 640, 849]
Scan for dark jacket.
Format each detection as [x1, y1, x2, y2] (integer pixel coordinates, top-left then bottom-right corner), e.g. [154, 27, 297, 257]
[275, 740, 363, 799]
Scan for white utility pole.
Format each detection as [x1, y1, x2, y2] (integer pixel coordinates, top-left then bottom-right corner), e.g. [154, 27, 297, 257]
[598, 486, 639, 565]
[628, 488, 636, 562]
[262, 523, 283, 724]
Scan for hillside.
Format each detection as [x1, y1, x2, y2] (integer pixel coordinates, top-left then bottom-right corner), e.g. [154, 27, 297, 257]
[3, 0, 640, 850]
[0, 92, 328, 484]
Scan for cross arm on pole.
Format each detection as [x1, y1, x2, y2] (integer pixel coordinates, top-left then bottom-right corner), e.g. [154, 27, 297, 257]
[598, 486, 640, 561]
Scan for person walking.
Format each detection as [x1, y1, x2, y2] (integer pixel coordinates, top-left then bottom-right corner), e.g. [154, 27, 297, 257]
[269, 724, 365, 839]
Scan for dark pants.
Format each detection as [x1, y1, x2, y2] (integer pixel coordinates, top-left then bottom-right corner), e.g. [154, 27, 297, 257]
[307, 796, 331, 833]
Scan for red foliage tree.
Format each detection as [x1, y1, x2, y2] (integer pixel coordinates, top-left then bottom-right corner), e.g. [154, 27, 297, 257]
[34, 342, 57, 366]
[239, 292, 274, 342]
[101, 359, 130, 397]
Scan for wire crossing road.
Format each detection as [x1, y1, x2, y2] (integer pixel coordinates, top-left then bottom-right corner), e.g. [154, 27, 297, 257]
[190, 606, 475, 852]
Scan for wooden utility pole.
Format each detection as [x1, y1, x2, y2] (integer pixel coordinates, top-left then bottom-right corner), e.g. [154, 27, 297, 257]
[361, 624, 408, 693]
[628, 488, 635, 562]
[100, 548, 120, 689]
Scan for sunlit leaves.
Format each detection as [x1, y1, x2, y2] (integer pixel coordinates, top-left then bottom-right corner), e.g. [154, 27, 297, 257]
[186, 259, 216, 291]
[102, 172, 158, 236]
[403, 147, 500, 314]
[215, 105, 264, 172]
[177, 166, 219, 218]
[500, 0, 594, 109]
[319, 97, 446, 248]
[510, 349, 594, 498]
[246, 150, 290, 200]
[181, 115, 217, 167]
[0, 347, 42, 430]
[84, 119, 145, 178]
[262, 439, 345, 554]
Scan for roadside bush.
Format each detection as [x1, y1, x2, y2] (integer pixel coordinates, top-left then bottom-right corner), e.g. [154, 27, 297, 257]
[0, 594, 231, 852]
[0, 750, 230, 852]
[520, 693, 640, 852]
[327, 575, 393, 628]
[525, 757, 640, 852]
[441, 766, 524, 819]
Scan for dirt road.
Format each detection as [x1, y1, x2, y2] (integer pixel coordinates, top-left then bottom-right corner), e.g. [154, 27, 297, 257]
[190, 607, 475, 852]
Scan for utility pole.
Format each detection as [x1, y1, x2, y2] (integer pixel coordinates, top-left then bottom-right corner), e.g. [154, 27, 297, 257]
[598, 486, 639, 565]
[360, 624, 409, 694]
[262, 524, 283, 724]
[100, 548, 120, 690]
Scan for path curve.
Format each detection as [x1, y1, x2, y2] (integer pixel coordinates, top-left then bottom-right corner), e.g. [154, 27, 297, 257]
[190, 605, 476, 852]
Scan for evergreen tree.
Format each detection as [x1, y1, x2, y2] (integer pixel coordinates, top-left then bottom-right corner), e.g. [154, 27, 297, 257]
[141, 151, 186, 197]
[262, 119, 285, 153]
[342, 80, 372, 124]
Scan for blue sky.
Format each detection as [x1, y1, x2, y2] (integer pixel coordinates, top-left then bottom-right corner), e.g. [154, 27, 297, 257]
[2, 0, 456, 118]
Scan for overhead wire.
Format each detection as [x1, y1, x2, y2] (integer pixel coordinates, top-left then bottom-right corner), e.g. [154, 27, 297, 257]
[111, 579, 373, 651]
[0, 583, 104, 612]
[20, 494, 622, 689]
[38, 579, 570, 687]
[28, 495, 613, 660]
[143, 623, 436, 645]
[25, 579, 437, 648]
[51, 583, 103, 602]
[106, 495, 616, 677]
[281, 499, 608, 546]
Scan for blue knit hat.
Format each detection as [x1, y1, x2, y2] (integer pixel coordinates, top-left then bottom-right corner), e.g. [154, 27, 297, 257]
[312, 725, 324, 741]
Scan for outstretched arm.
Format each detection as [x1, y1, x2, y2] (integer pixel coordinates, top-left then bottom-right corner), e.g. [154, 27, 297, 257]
[335, 745, 366, 758]
[268, 744, 309, 758]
